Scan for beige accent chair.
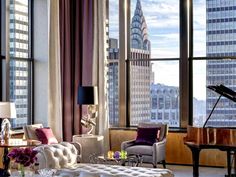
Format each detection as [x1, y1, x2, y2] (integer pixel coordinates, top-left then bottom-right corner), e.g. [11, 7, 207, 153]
[121, 123, 168, 168]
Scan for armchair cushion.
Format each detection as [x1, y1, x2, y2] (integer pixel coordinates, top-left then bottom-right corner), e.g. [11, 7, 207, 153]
[35, 127, 58, 144]
[138, 123, 167, 141]
[126, 145, 153, 156]
[135, 127, 160, 145]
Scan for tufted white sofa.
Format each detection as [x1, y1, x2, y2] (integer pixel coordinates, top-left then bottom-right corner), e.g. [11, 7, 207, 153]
[35, 142, 81, 169]
[35, 142, 174, 177]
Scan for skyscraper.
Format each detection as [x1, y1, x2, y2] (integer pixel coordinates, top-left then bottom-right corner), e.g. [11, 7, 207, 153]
[129, 0, 151, 125]
[9, 0, 29, 128]
[206, 0, 236, 126]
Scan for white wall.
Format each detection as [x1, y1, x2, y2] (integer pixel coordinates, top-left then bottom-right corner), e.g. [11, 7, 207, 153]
[33, 0, 48, 126]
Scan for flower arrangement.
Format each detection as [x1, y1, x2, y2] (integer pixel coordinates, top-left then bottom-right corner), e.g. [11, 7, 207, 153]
[107, 150, 127, 159]
[8, 148, 38, 177]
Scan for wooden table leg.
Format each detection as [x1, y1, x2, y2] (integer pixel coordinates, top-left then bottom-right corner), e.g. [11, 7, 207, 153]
[0, 147, 10, 177]
[190, 147, 200, 177]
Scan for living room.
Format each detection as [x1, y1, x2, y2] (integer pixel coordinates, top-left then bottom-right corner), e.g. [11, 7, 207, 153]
[0, 0, 235, 176]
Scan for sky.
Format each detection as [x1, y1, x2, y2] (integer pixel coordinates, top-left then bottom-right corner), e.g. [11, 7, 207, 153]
[109, 0, 207, 100]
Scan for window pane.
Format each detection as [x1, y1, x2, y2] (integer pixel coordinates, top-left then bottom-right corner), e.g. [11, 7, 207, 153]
[130, 0, 179, 58]
[193, 0, 206, 57]
[193, 59, 236, 127]
[9, 0, 30, 128]
[129, 60, 180, 127]
[108, 0, 119, 127]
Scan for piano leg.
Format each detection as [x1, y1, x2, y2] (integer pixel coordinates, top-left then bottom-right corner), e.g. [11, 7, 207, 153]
[225, 151, 236, 177]
[190, 147, 201, 177]
[227, 150, 232, 177]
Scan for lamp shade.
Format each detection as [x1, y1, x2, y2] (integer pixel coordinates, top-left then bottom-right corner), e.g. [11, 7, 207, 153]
[77, 86, 98, 105]
[0, 102, 16, 119]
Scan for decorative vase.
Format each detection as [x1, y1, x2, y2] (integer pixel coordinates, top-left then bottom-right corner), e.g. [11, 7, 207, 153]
[19, 164, 25, 177]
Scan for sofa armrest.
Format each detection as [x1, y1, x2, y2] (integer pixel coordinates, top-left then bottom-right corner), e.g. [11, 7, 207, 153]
[70, 142, 82, 162]
[121, 139, 136, 150]
[152, 138, 166, 164]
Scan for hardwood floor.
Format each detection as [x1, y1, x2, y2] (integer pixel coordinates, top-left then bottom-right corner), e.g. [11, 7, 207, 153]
[141, 164, 227, 177]
[168, 165, 226, 177]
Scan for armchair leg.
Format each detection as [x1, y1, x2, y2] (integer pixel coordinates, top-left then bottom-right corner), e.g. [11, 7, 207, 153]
[162, 160, 166, 168]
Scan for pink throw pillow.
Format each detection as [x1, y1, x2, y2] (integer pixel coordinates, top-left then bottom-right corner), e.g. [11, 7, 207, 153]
[35, 128, 58, 144]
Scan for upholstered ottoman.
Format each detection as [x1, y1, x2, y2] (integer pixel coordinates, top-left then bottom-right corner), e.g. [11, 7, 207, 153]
[56, 163, 174, 177]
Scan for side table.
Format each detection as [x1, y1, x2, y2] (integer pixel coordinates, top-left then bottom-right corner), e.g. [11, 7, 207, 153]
[73, 134, 104, 163]
[0, 139, 41, 177]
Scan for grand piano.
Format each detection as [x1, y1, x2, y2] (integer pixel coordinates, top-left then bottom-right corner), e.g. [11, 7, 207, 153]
[184, 84, 236, 177]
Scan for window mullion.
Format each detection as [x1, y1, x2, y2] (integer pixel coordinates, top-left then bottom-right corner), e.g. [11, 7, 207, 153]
[179, 0, 189, 128]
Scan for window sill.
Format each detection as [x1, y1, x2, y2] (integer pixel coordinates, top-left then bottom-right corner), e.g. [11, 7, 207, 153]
[109, 127, 187, 133]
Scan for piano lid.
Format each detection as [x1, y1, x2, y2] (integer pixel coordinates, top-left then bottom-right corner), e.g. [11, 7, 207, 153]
[207, 84, 236, 102]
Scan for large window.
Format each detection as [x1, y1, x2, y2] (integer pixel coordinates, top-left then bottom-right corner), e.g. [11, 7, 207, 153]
[107, 0, 119, 127]
[129, 0, 180, 127]
[192, 0, 236, 127]
[108, 0, 236, 129]
[1, 0, 32, 129]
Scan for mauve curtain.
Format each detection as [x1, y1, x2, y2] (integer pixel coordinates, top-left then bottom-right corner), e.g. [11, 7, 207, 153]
[59, 0, 93, 141]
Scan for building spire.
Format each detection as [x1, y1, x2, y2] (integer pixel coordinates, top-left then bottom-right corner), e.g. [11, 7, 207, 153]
[131, 0, 150, 51]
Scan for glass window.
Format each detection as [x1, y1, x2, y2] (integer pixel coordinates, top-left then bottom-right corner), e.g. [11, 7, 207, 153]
[130, 0, 179, 58]
[129, 60, 179, 127]
[128, 0, 180, 128]
[108, 0, 119, 127]
[8, 0, 32, 128]
[193, 0, 236, 127]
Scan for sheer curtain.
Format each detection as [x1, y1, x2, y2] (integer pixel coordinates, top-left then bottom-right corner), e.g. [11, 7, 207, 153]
[93, 0, 109, 152]
[48, 0, 62, 142]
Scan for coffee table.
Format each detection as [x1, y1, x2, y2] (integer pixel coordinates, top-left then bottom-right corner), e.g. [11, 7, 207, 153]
[0, 139, 41, 176]
[89, 154, 143, 167]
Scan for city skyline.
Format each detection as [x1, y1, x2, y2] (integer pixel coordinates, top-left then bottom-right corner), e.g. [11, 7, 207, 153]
[109, 0, 207, 100]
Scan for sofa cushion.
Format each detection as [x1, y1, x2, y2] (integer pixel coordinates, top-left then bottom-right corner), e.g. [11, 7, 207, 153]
[35, 127, 58, 144]
[126, 145, 153, 156]
[135, 127, 160, 145]
[23, 124, 43, 140]
[138, 123, 167, 141]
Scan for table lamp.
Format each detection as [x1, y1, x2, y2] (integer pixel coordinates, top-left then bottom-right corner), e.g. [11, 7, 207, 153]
[77, 86, 98, 134]
[0, 102, 16, 142]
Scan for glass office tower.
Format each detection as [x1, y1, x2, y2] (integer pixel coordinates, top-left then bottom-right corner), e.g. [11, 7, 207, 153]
[9, 0, 30, 128]
[206, 0, 236, 127]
